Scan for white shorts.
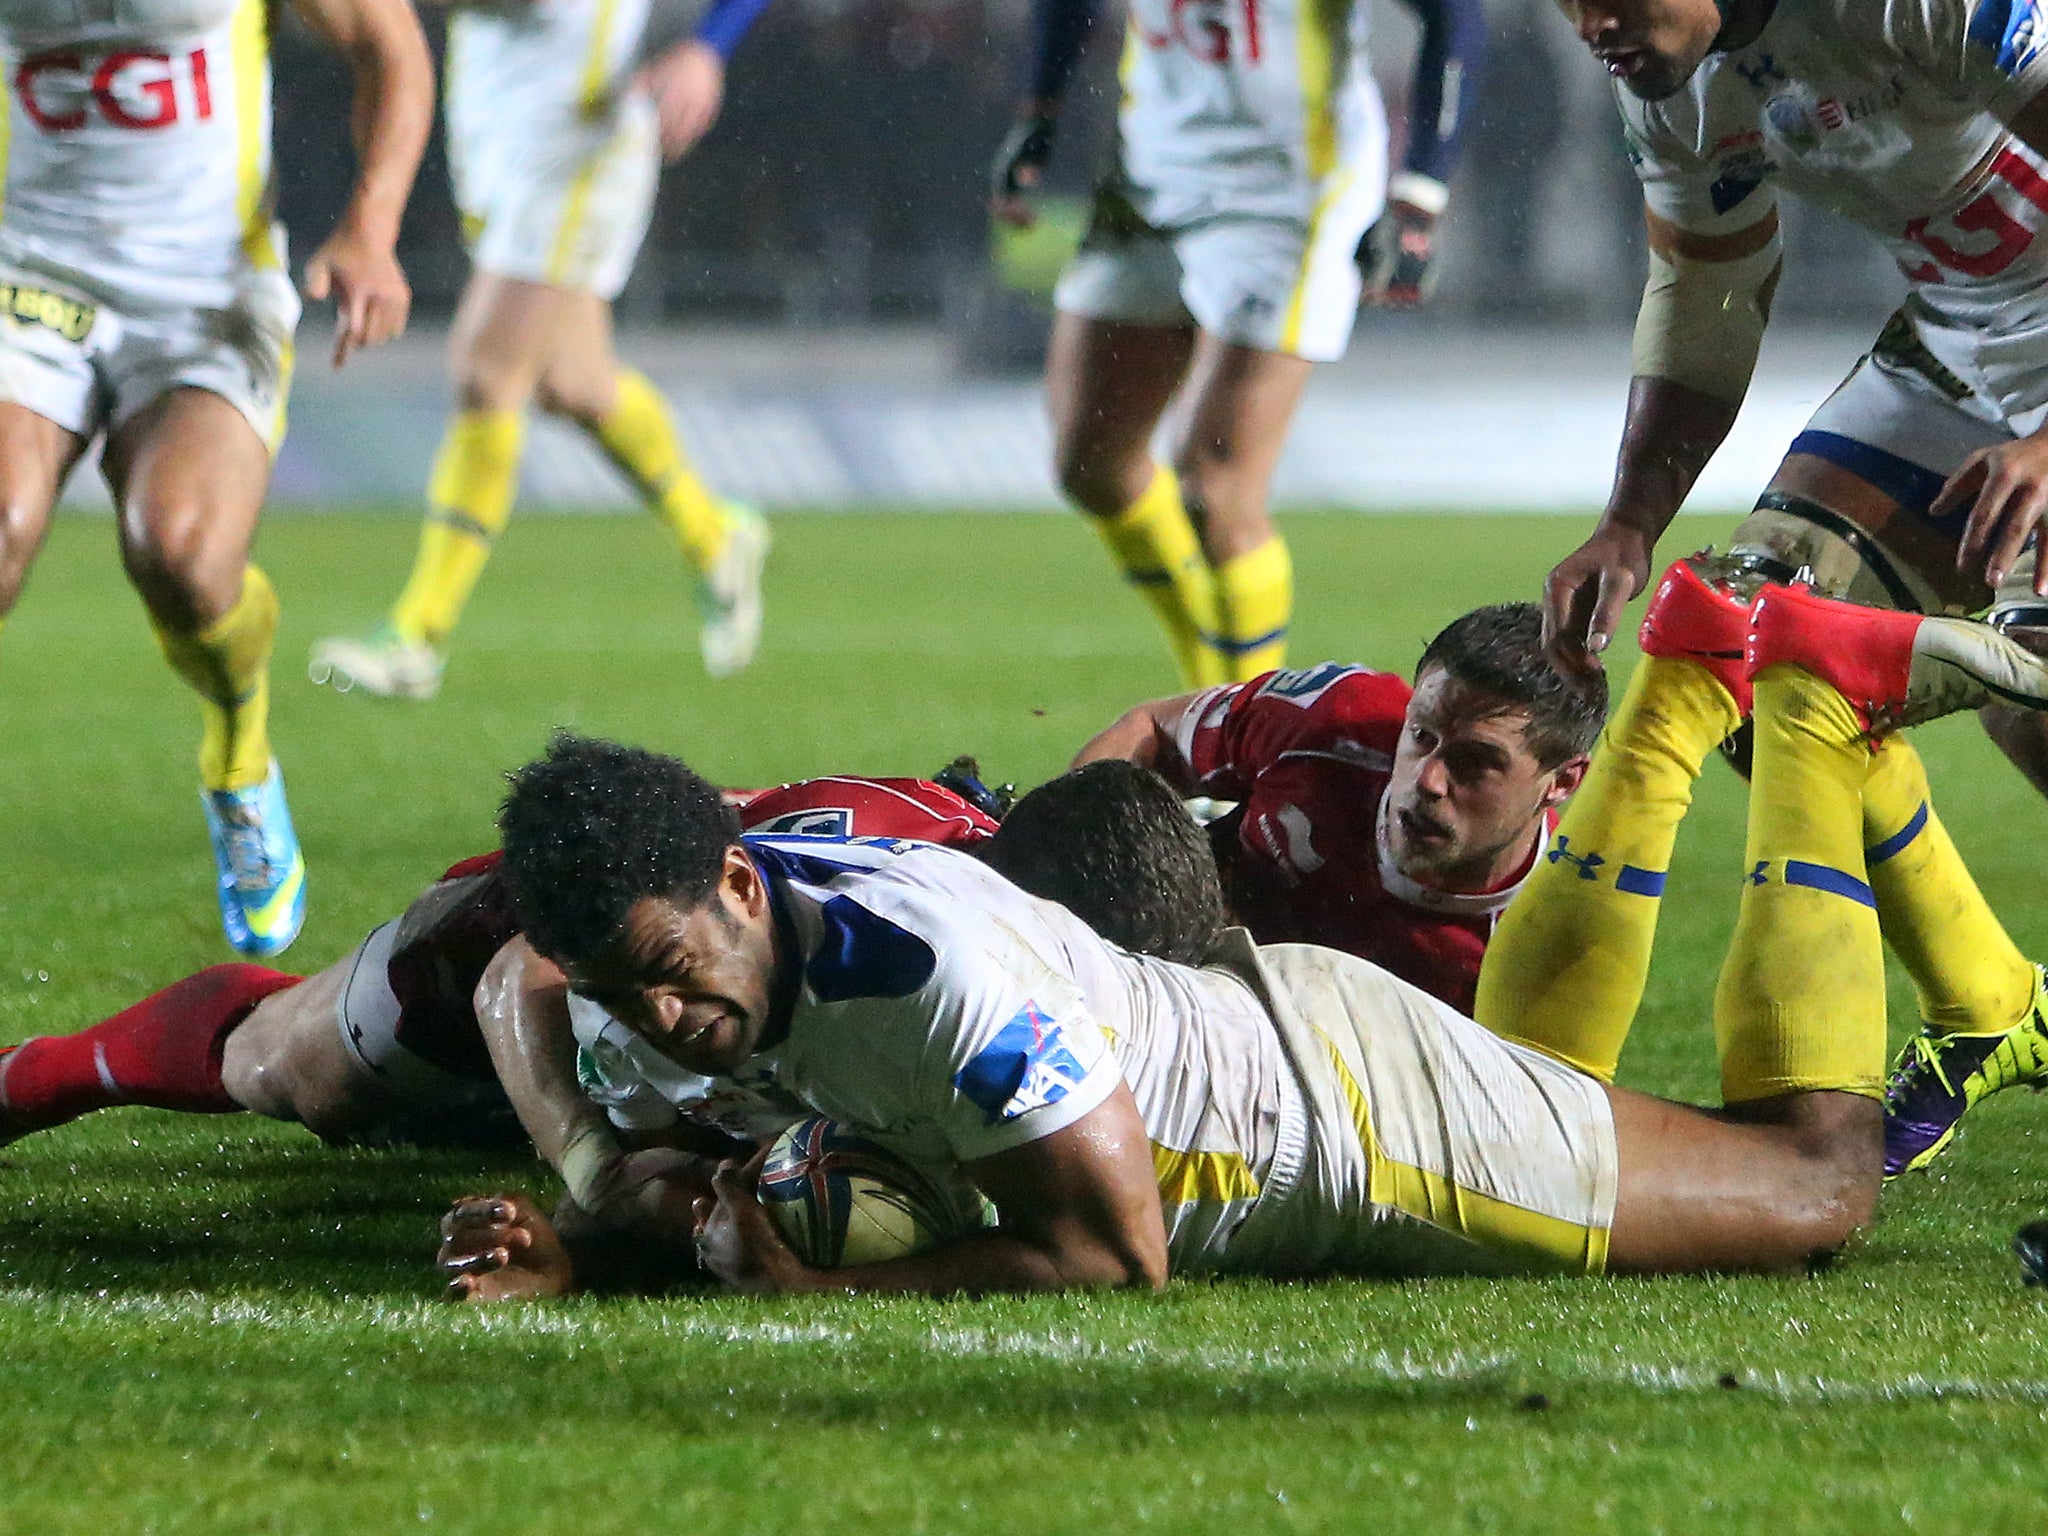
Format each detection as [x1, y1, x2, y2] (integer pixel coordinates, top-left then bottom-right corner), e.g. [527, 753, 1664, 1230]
[0, 259, 298, 452]
[336, 919, 503, 1111]
[1229, 940, 1618, 1277]
[1053, 174, 1385, 363]
[449, 96, 659, 301]
[1751, 306, 2042, 617]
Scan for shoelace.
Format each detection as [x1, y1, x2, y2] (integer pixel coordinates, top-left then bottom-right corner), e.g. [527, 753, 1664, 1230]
[1883, 1034, 1959, 1108]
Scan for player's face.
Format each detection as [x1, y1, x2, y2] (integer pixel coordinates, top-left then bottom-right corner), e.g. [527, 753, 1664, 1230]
[1386, 669, 1579, 891]
[563, 849, 783, 1076]
[1557, 0, 1722, 100]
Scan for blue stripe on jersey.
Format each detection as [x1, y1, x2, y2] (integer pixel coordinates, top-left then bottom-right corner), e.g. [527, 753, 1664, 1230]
[956, 1001, 1089, 1126]
[1788, 431, 1949, 518]
[1866, 801, 1930, 866]
[746, 836, 938, 1002]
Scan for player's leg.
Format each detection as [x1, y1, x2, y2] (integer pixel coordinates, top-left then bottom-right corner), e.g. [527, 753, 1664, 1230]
[533, 293, 767, 677]
[1168, 333, 1309, 681]
[1046, 195, 1220, 687]
[0, 402, 86, 648]
[102, 387, 305, 957]
[1606, 651, 1889, 1271]
[1475, 559, 1748, 1076]
[1046, 310, 1215, 685]
[309, 271, 557, 698]
[0, 964, 303, 1145]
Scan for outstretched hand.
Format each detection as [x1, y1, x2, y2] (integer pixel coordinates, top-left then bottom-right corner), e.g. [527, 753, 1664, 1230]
[303, 219, 410, 370]
[1934, 430, 2048, 595]
[1543, 524, 1654, 675]
[438, 1193, 575, 1303]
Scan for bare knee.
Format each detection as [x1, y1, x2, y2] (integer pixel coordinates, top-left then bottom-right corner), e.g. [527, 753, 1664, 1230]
[1733, 1094, 1883, 1263]
[0, 492, 53, 613]
[120, 494, 240, 629]
[531, 370, 612, 431]
[1053, 427, 1149, 518]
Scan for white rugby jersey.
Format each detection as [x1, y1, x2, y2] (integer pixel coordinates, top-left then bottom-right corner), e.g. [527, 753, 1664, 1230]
[1116, 0, 1383, 226]
[1623, 0, 2048, 334]
[0, 0, 282, 307]
[446, 0, 653, 146]
[579, 834, 1313, 1275]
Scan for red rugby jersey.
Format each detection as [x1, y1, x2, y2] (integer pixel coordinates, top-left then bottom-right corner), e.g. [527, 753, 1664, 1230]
[1168, 664, 1547, 1015]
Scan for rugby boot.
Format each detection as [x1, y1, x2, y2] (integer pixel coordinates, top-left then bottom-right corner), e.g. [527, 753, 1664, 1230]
[1883, 963, 2048, 1176]
[202, 759, 306, 958]
[307, 624, 445, 701]
[1637, 555, 1757, 715]
[1746, 583, 2048, 733]
[0, 1047, 33, 1147]
[699, 504, 770, 678]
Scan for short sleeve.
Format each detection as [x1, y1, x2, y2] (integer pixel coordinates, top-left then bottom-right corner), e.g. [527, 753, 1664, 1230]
[1178, 664, 1410, 793]
[1622, 94, 1782, 236]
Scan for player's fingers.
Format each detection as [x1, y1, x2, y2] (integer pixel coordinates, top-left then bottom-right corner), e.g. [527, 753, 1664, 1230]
[1932, 451, 1989, 524]
[302, 256, 332, 302]
[441, 1245, 510, 1276]
[1987, 492, 2044, 589]
[1587, 567, 1633, 657]
[1958, 462, 2010, 568]
[442, 1196, 513, 1235]
[445, 1273, 477, 1303]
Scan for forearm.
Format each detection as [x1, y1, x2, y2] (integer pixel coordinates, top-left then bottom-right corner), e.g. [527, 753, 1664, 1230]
[1070, 699, 1193, 782]
[1601, 374, 1745, 547]
[1392, 0, 1485, 189]
[331, 0, 433, 243]
[1023, 0, 1098, 111]
[473, 941, 622, 1202]
[786, 1226, 1163, 1297]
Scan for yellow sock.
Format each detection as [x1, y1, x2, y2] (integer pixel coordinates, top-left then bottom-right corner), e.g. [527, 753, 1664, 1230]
[390, 409, 526, 647]
[1476, 655, 1741, 1079]
[1864, 737, 2035, 1035]
[155, 565, 277, 792]
[1210, 536, 1291, 682]
[1094, 466, 1223, 687]
[590, 368, 731, 572]
[1714, 666, 1888, 1103]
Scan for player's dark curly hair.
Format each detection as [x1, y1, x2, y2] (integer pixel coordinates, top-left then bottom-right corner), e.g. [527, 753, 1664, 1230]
[979, 760, 1228, 967]
[498, 733, 741, 964]
[1417, 603, 1607, 768]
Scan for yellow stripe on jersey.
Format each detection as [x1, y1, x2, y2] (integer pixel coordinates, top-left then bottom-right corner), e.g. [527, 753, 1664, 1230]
[1118, 19, 1139, 113]
[579, 0, 624, 117]
[1316, 1032, 1610, 1276]
[545, 148, 606, 286]
[233, 0, 279, 269]
[1152, 1144, 1261, 1206]
[0, 62, 11, 231]
[1296, 0, 1343, 182]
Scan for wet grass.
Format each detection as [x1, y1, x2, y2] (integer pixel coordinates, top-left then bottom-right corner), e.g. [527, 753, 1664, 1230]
[2, 510, 2044, 1533]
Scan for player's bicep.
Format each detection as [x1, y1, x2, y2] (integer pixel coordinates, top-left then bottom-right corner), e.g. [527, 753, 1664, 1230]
[1633, 184, 1782, 401]
[962, 1082, 1168, 1289]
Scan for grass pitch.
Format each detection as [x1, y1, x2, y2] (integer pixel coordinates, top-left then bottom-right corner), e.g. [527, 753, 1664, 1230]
[3, 509, 2046, 1534]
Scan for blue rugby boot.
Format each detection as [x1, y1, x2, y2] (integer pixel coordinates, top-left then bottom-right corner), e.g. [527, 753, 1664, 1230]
[1883, 964, 2048, 1177]
[202, 759, 307, 957]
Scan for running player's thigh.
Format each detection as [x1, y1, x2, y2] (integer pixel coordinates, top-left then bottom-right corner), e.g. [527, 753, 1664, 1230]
[534, 290, 623, 422]
[1603, 1082, 1877, 1274]
[102, 388, 271, 629]
[1170, 335, 1312, 557]
[0, 403, 87, 614]
[448, 270, 574, 409]
[1045, 310, 1195, 504]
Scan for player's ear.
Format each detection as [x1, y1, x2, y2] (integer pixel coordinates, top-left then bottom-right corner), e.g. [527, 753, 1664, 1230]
[1544, 754, 1592, 806]
[720, 844, 769, 920]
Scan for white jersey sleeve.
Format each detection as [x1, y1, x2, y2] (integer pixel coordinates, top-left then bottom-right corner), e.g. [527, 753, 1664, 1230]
[751, 839, 1126, 1166]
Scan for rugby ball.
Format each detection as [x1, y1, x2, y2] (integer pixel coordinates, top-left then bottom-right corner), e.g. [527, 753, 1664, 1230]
[758, 1116, 993, 1269]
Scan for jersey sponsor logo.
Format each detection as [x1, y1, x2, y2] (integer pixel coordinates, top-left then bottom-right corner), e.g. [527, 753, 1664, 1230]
[954, 1002, 1091, 1126]
[1971, 0, 2048, 77]
[1138, 0, 1264, 65]
[14, 48, 216, 134]
[1255, 662, 1359, 708]
[0, 284, 96, 344]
